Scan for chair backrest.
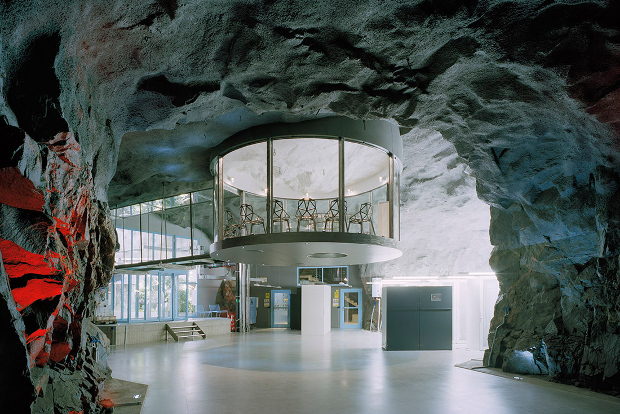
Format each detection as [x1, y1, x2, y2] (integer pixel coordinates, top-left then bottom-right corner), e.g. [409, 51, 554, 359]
[209, 304, 221, 312]
[225, 209, 235, 224]
[360, 202, 372, 219]
[196, 304, 205, 313]
[297, 198, 316, 216]
[327, 199, 347, 217]
[273, 199, 288, 219]
[328, 199, 338, 215]
[240, 204, 255, 220]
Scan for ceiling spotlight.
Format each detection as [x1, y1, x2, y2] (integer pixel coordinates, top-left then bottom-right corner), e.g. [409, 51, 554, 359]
[230, 177, 235, 183]
[307, 253, 348, 259]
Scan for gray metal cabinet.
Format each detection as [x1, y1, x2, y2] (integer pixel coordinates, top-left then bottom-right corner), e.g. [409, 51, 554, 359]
[382, 286, 452, 351]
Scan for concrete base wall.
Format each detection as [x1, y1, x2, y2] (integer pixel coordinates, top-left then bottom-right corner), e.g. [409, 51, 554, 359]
[97, 318, 231, 346]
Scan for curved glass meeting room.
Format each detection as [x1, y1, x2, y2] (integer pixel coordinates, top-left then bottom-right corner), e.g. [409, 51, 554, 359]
[209, 117, 403, 267]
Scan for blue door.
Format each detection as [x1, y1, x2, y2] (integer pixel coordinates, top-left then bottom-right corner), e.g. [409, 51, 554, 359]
[340, 289, 362, 329]
[271, 290, 291, 328]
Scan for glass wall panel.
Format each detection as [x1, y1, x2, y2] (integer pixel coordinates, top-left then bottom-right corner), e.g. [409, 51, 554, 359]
[107, 269, 202, 322]
[323, 267, 347, 284]
[113, 274, 122, 319]
[148, 274, 159, 320]
[120, 227, 132, 265]
[162, 275, 172, 319]
[344, 141, 389, 235]
[243, 193, 266, 235]
[141, 231, 152, 262]
[223, 186, 242, 238]
[192, 189, 213, 253]
[133, 274, 146, 320]
[297, 266, 348, 285]
[222, 141, 267, 236]
[372, 183, 389, 238]
[273, 138, 339, 233]
[113, 274, 128, 321]
[213, 158, 221, 242]
[177, 274, 188, 318]
[176, 237, 191, 258]
[393, 156, 401, 241]
[298, 267, 321, 285]
[188, 270, 198, 317]
[131, 230, 141, 262]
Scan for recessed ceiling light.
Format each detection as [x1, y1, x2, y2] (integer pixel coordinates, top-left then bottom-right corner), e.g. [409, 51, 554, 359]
[307, 253, 348, 259]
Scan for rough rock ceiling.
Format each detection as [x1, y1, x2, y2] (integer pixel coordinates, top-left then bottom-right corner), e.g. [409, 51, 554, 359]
[1, 0, 620, 410]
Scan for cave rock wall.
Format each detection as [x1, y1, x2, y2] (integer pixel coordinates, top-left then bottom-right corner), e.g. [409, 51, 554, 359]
[1, 0, 620, 406]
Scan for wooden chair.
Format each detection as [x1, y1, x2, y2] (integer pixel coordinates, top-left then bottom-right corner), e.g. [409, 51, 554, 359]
[272, 199, 291, 232]
[324, 199, 347, 232]
[240, 204, 265, 235]
[347, 202, 375, 234]
[296, 198, 318, 231]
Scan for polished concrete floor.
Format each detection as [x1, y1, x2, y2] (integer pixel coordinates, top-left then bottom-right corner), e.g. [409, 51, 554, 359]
[107, 329, 620, 414]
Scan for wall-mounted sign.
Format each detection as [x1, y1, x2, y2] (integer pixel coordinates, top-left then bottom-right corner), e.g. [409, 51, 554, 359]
[265, 292, 270, 299]
[264, 299, 270, 308]
[372, 278, 382, 298]
[333, 298, 339, 307]
[431, 293, 442, 302]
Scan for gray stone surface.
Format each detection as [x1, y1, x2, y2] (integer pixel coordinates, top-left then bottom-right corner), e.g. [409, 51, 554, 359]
[1, 1, 620, 409]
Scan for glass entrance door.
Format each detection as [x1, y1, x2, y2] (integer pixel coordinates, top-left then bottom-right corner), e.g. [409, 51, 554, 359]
[340, 289, 362, 329]
[271, 290, 291, 328]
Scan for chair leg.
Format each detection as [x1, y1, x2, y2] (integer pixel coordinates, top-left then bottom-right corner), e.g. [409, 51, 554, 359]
[369, 220, 376, 235]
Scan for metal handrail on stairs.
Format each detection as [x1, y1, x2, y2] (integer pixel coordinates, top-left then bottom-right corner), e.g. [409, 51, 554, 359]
[165, 323, 206, 342]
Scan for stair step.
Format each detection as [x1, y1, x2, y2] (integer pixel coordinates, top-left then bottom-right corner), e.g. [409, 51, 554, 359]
[165, 323, 206, 342]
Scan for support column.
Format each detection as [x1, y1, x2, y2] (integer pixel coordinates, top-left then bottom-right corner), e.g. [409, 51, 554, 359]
[267, 139, 273, 234]
[238, 263, 251, 333]
[338, 137, 345, 232]
[388, 154, 394, 239]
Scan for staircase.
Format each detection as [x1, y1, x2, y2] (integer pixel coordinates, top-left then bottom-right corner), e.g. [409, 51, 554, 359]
[165, 323, 206, 341]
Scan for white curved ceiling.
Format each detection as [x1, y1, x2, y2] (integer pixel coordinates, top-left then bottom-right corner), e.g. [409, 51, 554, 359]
[222, 138, 390, 199]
